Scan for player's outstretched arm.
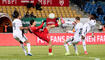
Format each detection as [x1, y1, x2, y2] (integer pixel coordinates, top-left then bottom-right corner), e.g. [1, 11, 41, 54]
[31, 22, 44, 31]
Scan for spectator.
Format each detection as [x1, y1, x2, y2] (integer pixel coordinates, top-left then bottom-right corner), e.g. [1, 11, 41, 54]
[3, 23, 12, 33]
[30, 12, 36, 18]
[13, 8, 18, 13]
[12, 8, 18, 18]
[4, 24, 8, 33]
[70, 0, 86, 11]
[24, 11, 30, 18]
[35, 1, 42, 10]
[6, 23, 12, 33]
[104, 16, 105, 21]
[26, 1, 34, 10]
[97, 6, 104, 15]
[91, 13, 98, 19]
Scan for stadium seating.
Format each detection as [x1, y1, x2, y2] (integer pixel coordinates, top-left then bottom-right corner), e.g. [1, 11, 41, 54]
[84, 1, 105, 25]
[0, 6, 82, 18]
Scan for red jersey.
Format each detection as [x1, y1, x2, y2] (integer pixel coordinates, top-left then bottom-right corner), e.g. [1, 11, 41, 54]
[46, 18, 58, 26]
[30, 22, 50, 43]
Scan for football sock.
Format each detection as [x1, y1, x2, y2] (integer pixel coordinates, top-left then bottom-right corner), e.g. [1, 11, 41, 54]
[20, 44, 27, 54]
[73, 44, 78, 54]
[49, 48, 52, 53]
[82, 40, 87, 51]
[64, 43, 69, 53]
[27, 43, 31, 54]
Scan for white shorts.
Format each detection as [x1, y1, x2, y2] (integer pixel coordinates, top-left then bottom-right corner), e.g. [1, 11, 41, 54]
[13, 34, 27, 43]
[73, 36, 81, 44]
[67, 36, 81, 44]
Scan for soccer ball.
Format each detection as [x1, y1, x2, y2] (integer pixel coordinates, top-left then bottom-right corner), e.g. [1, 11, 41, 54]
[49, 13, 55, 19]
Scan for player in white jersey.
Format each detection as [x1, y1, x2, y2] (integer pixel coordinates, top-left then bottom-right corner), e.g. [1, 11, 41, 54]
[64, 17, 83, 56]
[12, 11, 32, 56]
[81, 14, 96, 55]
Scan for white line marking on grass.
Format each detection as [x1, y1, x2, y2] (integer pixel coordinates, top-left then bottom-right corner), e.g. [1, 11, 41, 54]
[68, 56, 100, 60]
[95, 58, 100, 60]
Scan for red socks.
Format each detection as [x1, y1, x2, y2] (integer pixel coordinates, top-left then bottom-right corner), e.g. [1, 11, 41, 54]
[49, 48, 52, 53]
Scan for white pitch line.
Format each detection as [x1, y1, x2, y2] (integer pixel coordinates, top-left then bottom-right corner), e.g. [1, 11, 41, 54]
[68, 56, 100, 60]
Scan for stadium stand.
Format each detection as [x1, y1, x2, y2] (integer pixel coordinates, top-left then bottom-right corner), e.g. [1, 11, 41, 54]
[84, 1, 105, 25]
[0, 0, 104, 33]
[0, 6, 82, 18]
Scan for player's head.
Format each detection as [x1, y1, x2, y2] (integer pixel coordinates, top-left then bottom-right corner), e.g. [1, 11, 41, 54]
[12, 11, 19, 18]
[49, 13, 55, 19]
[75, 17, 80, 23]
[89, 14, 96, 20]
[30, 20, 36, 26]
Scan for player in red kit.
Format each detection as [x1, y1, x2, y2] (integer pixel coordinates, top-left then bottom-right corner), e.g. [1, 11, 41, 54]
[29, 13, 61, 55]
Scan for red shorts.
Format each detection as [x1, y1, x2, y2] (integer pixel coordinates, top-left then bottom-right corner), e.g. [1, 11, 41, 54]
[39, 28, 50, 43]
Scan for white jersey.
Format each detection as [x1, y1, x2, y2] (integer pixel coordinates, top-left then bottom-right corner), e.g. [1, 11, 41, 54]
[66, 22, 83, 44]
[88, 19, 96, 27]
[12, 19, 22, 36]
[74, 23, 83, 37]
[82, 19, 96, 36]
[12, 19, 27, 42]
[73, 22, 83, 42]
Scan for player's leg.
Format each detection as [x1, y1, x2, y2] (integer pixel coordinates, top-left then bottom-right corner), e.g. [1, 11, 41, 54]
[46, 18, 62, 30]
[64, 38, 72, 55]
[19, 41, 27, 56]
[23, 35, 32, 56]
[72, 44, 79, 56]
[48, 40, 53, 55]
[42, 27, 53, 55]
[71, 37, 80, 55]
[14, 37, 27, 56]
[82, 35, 88, 55]
[20, 35, 32, 56]
[82, 26, 89, 55]
[24, 40, 32, 56]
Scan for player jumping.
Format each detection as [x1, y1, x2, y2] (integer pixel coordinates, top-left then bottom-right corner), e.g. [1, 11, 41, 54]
[29, 13, 61, 56]
[12, 11, 32, 56]
[64, 17, 83, 56]
[81, 14, 96, 55]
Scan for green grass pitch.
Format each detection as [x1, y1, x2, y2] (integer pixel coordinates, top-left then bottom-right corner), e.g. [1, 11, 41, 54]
[0, 45, 105, 60]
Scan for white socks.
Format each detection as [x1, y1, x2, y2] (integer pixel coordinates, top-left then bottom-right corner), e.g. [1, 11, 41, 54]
[73, 44, 78, 54]
[27, 43, 31, 54]
[64, 43, 69, 53]
[20, 43, 31, 54]
[20, 44, 27, 54]
[82, 40, 87, 51]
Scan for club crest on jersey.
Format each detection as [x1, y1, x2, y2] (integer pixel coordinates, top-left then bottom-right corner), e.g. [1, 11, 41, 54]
[59, 0, 64, 6]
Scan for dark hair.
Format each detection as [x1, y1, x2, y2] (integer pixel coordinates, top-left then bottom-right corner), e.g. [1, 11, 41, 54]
[75, 17, 80, 20]
[90, 14, 97, 20]
[30, 20, 35, 25]
[13, 11, 19, 18]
